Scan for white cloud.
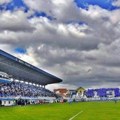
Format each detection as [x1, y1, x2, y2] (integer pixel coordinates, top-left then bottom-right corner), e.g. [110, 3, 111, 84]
[0, 10, 34, 32]
[112, 0, 120, 6]
[0, 0, 11, 4]
[0, 0, 120, 90]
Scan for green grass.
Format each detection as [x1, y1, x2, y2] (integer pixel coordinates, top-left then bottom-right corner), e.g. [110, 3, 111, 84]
[0, 101, 120, 120]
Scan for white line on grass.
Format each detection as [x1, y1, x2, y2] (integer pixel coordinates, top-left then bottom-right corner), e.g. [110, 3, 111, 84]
[69, 111, 83, 120]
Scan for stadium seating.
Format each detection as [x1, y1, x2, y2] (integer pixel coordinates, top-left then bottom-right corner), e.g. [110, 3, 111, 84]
[0, 81, 56, 98]
[114, 88, 120, 97]
[85, 88, 120, 98]
[85, 89, 95, 98]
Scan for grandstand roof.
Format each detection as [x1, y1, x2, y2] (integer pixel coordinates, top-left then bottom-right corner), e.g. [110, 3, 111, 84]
[0, 49, 62, 85]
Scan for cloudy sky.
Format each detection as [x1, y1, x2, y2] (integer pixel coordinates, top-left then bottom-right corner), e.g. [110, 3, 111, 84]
[0, 0, 120, 90]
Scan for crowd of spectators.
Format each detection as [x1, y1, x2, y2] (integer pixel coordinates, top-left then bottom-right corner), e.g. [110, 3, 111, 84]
[0, 81, 55, 98]
[85, 88, 120, 98]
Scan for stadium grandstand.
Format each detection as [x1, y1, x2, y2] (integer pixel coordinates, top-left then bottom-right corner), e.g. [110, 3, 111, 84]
[84, 88, 120, 101]
[56, 87, 120, 102]
[0, 49, 62, 106]
[67, 87, 120, 102]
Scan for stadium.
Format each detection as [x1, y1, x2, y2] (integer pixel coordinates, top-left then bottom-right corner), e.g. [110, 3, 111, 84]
[0, 50, 120, 120]
[1, 0, 120, 119]
[0, 49, 62, 106]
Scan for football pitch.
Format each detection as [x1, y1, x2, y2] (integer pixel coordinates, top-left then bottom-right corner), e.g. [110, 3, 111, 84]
[0, 101, 120, 120]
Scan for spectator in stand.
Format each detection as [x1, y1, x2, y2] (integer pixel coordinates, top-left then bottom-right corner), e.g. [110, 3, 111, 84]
[0, 81, 56, 98]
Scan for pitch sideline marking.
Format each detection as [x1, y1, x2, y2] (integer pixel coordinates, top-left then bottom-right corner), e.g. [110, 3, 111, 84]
[69, 111, 83, 120]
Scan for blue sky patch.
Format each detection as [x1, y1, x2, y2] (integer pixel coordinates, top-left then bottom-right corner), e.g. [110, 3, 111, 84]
[75, 0, 119, 11]
[0, 0, 29, 12]
[0, 0, 54, 20]
[15, 48, 27, 54]
[28, 11, 54, 20]
[66, 20, 87, 26]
